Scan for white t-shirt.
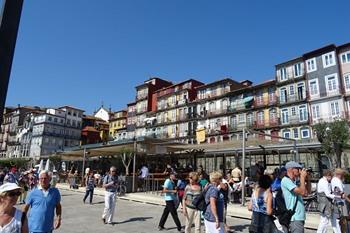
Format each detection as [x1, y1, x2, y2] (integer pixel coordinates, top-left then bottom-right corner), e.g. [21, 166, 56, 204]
[317, 177, 335, 199]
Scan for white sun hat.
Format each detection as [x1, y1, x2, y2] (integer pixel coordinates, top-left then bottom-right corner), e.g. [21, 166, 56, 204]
[0, 183, 22, 195]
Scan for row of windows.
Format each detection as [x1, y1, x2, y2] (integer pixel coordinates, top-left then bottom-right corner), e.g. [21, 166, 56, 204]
[279, 51, 350, 81]
[282, 128, 310, 139]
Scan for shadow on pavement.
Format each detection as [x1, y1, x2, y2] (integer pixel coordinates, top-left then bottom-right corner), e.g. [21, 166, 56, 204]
[117, 217, 153, 224]
[91, 201, 104, 205]
[230, 223, 250, 232]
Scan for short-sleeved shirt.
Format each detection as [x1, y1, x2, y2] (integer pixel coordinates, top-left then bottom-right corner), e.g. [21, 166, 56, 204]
[163, 178, 176, 201]
[281, 177, 305, 221]
[184, 184, 201, 209]
[26, 186, 61, 232]
[204, 184, 224, 223]
[103, 175, 118, 192]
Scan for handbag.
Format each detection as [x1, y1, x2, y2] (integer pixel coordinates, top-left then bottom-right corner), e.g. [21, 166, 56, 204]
[278, 197, 298, 227]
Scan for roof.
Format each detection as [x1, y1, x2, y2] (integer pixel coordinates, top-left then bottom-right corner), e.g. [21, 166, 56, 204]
[195, 78, 242, 90]
[303, 44, 336, 59]
[153, 79, 203, 94]
[275, 56, 303, 68]
[337, 42, 350, 51]
[83, 115, 106, 122]
[82, 126, 99, 132]
[58, 105, 85, 112]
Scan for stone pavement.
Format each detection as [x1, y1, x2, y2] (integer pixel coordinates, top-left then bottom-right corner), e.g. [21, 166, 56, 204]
[56, 183, 323, 231]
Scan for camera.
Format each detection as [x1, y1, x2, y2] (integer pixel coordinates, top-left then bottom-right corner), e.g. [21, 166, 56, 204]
[306, 167, 313, 173]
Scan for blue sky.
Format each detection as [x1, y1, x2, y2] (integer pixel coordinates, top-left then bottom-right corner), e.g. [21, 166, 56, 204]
[6, 0, 350, 114]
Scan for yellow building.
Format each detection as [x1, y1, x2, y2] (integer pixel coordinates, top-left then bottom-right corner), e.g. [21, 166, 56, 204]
[109, 110, 127, 138]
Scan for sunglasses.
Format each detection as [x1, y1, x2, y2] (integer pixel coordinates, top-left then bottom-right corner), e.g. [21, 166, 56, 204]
[7, 191, 21, 197]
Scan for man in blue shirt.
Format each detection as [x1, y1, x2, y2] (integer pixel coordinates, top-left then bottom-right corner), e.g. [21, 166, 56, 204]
[23, 170, 62, 233]
[281, 161, 310, 233]
[158, 173, 183, 232]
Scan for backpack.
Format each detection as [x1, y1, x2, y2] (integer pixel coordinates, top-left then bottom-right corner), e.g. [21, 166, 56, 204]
[192, 185, 209, 212]
[273, 187, 298, 227]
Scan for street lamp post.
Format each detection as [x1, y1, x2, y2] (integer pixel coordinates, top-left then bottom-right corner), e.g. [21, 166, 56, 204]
[241, 128, 246, 206]
[132, 137, 137, 193]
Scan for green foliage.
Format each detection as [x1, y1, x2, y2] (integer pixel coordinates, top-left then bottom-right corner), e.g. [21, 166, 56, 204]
[0, 158, 30, 168]
[345, 173, 350, 184]
[313, 119, 350, 167]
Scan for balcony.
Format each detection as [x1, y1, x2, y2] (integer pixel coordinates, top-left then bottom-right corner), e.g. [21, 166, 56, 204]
[254, 118, 279, 128]
[207, 109, 228, 117]
[312, 111, 346, 124]
[254, 96, 278, 107]
[177, 114, 188, 121]
[136, 93, 148, 101]
[326, 88, 341, 97]
[281, 115, 308, 126]
[279, 94, 306, 105]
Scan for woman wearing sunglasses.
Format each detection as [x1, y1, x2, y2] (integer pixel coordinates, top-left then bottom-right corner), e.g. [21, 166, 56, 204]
[0, 183, 28, 233]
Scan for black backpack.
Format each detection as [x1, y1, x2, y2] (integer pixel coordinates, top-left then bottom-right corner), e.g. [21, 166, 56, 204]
[192, 186, 209, 212]
[274, 187, 298, 227]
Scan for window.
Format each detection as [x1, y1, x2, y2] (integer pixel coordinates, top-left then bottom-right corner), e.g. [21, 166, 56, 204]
[322, 52, 336, 68]
[312, 105, 320, 119]
[238, 114, 245, 123]
[293, 128, 299, 139]
[325, 74, 338, 92]
[257, 111, 264, 124]
[280, 88, 287, 103]
[283, 129, 291, 139]
[54, 118, 57, 123]
[309, 79, 319, 96]
[301, 128, 310, 138]
[48, 117, 52, 121]
[294, 63, 303, 77]
[289, 85, 295, 96]
[341, 52, 350, 64]
[280, 67, 287, 81]
[344, 74, 350, 90]
[291, 107, 296, 116]
[306, 58, 317, 73]
[281, 109, 289, 124]
[299, 105, 308, 121]
[330, 102, 340, 116]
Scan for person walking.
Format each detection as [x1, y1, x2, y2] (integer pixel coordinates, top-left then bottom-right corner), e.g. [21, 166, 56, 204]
[158, 173, 183, 232]
[83, 171, 95, 204]
[248, 174, 276, 233]
[316, 170, 342, 233]
[102, 166, 118, 224]
[183, 172, 201, 233]
[0, 183, 28, 233]
[204, 171, 225, 233]
[281, 161, 310, 233]
[23, 170, 62, 233]
[331, 168, 350, 233]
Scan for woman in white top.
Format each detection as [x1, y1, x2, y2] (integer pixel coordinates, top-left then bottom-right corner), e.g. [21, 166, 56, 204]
[0, 183, 28, 233]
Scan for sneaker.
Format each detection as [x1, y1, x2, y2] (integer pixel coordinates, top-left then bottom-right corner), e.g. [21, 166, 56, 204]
[158, 226, 165, 231]
[102, 218, 106, 224]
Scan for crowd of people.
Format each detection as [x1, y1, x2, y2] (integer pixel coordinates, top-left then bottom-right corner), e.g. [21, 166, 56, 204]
[154, 161, 350, 233]
[0, 166, 61, 233]
[1, 162, 350, 233]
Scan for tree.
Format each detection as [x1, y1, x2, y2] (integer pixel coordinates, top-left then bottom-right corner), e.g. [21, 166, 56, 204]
[119, 147, 134, 176]
[313, 119, 350, 168]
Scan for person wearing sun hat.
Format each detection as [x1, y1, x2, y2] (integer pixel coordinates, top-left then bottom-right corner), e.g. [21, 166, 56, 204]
[0, 183, 28, 232]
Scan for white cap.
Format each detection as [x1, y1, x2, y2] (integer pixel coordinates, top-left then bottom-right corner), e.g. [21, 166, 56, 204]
[0, 183, 22, 195]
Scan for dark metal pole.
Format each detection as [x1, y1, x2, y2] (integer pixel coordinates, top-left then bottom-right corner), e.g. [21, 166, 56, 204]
[0, 0, 24, 123]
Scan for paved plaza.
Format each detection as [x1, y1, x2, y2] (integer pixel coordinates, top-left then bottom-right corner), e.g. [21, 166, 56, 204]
[53, 189, 316, 233]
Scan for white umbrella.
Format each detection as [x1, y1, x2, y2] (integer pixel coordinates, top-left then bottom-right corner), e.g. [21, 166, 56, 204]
[38, 159, 44, 173]
[45, 159, 50, 171]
